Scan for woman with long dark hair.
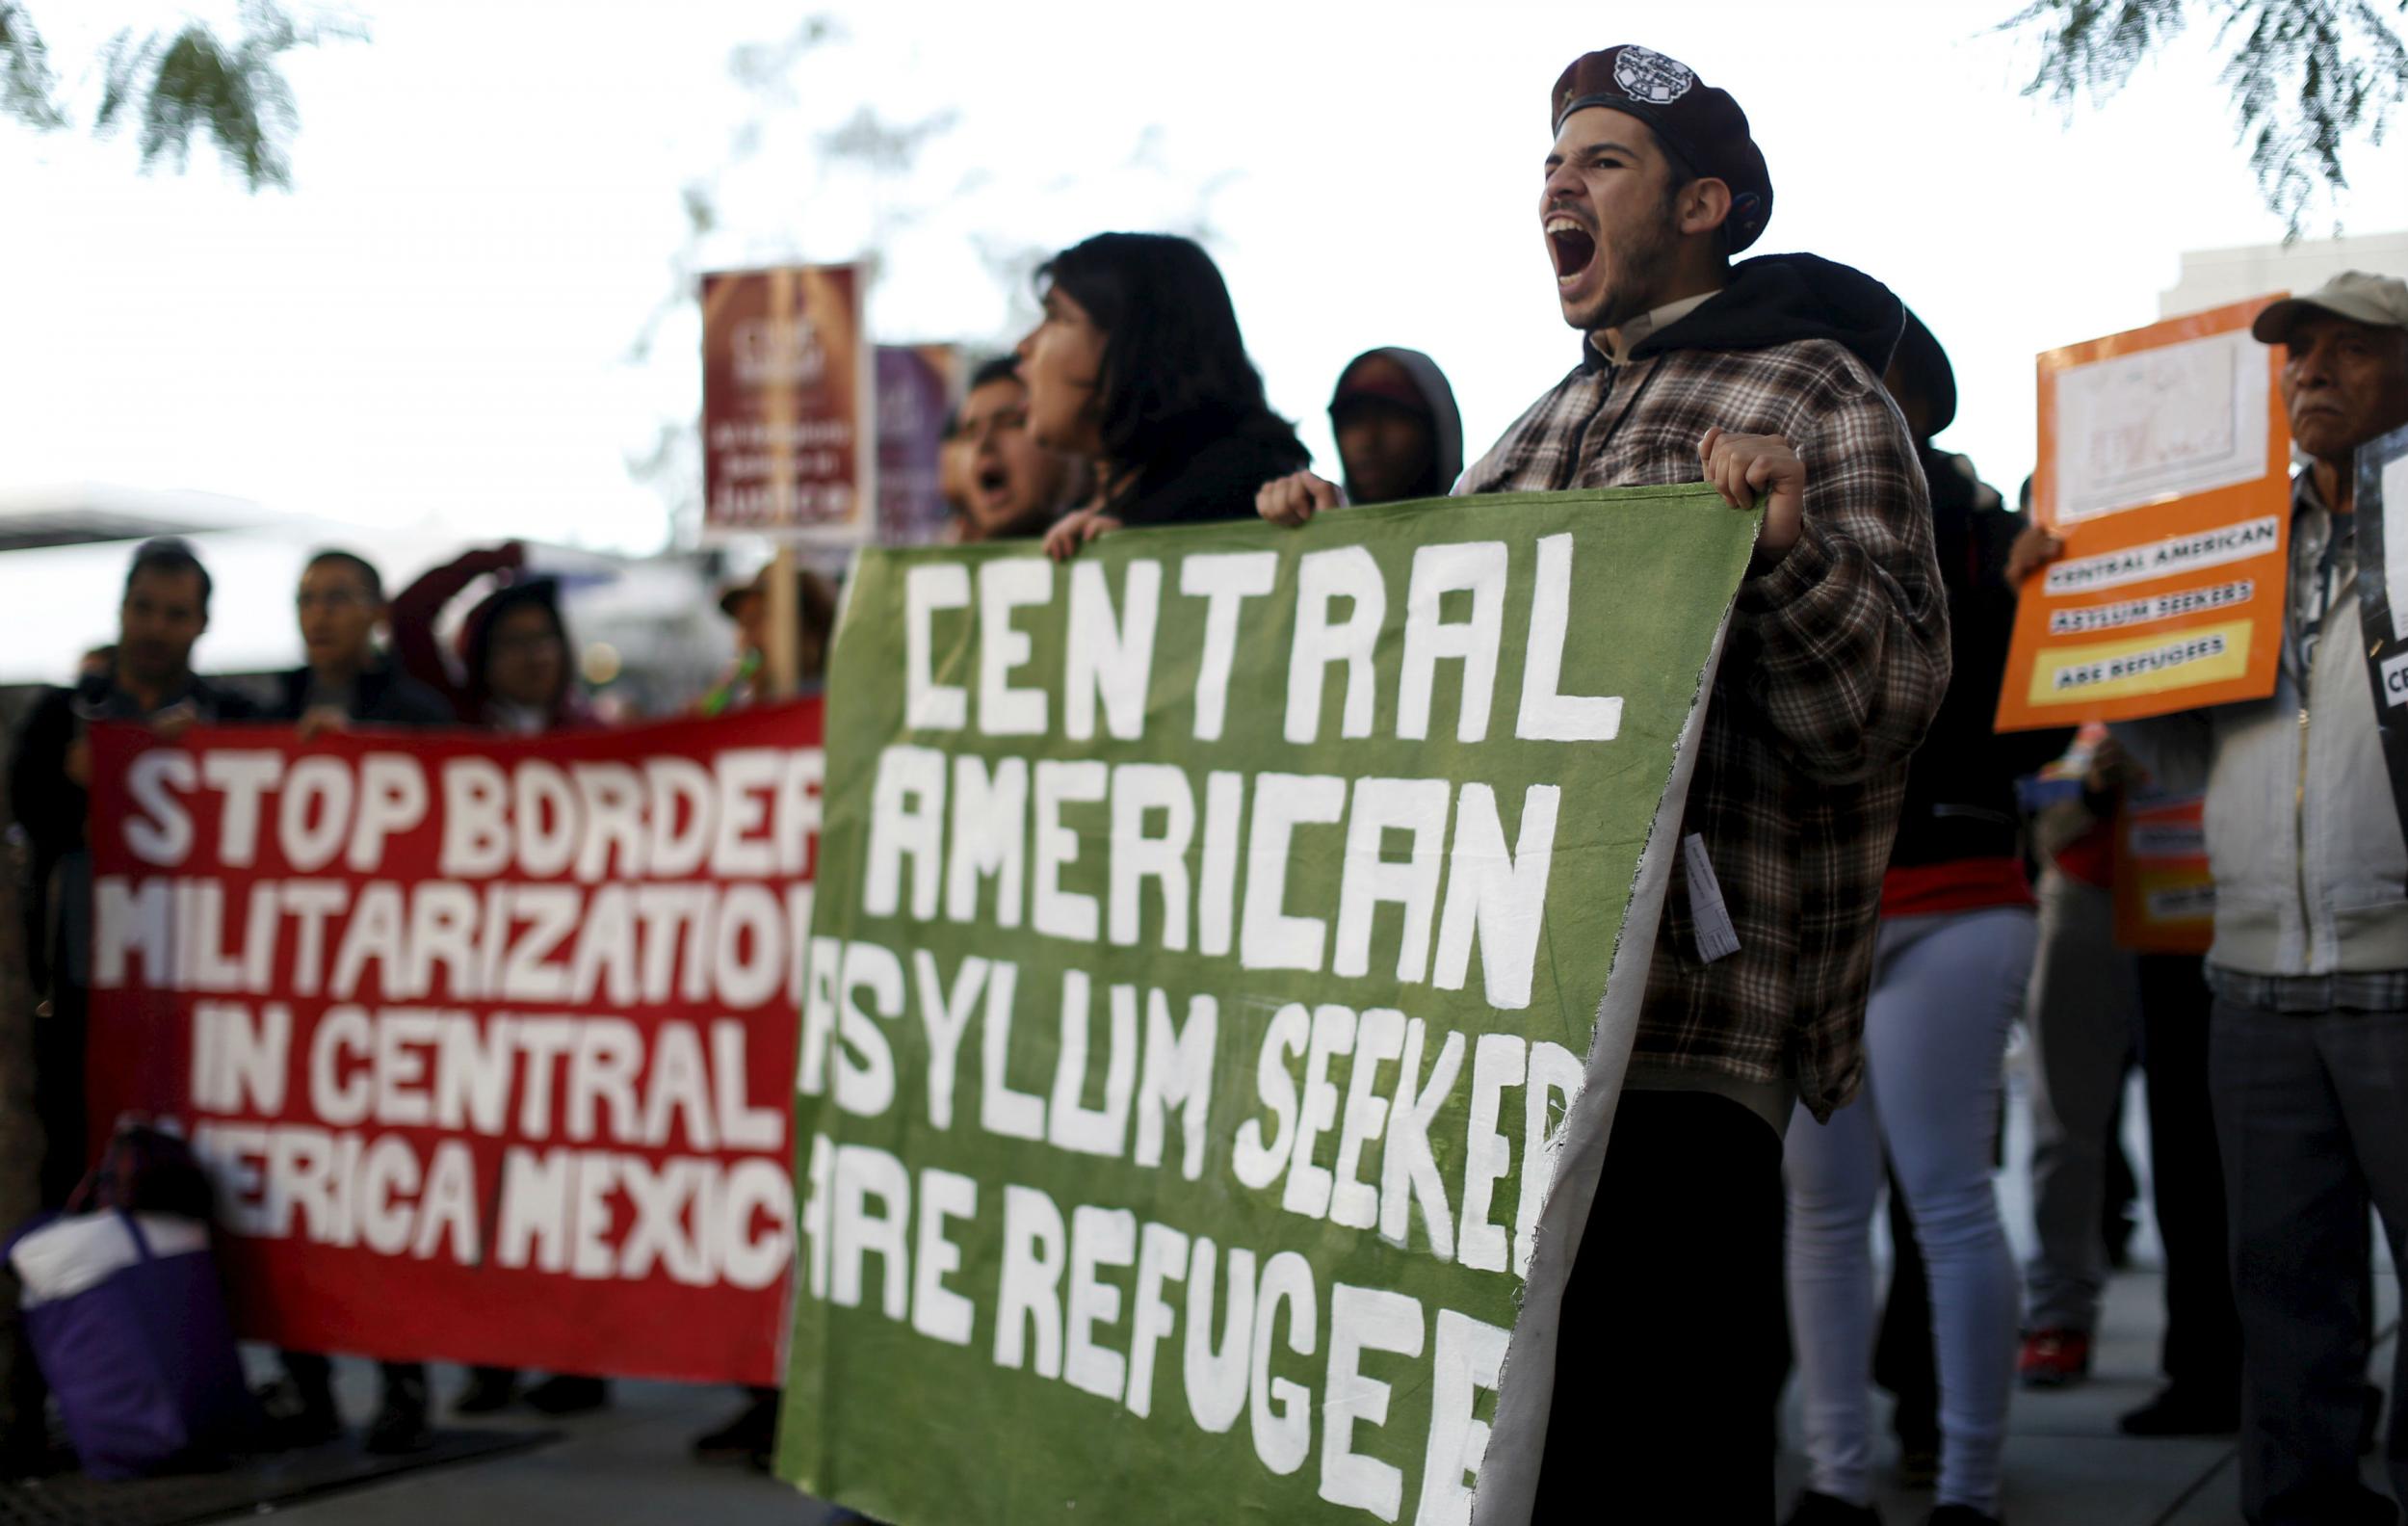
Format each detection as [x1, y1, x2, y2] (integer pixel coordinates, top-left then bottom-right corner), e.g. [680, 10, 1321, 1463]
[1023, 232, 1308, 558]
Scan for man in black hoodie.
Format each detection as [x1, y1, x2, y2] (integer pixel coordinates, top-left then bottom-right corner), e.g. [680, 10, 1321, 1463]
[1327, 347, 1464, 505]
[1261, 43, 1948, 1522]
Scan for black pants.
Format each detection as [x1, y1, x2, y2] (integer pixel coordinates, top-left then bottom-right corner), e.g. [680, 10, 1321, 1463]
[2134, 955, 2240, 1399]
[33, 982, 89, 1210]
[1533, 1089, 1785, 1524]
[280, 1351, 428, 1407]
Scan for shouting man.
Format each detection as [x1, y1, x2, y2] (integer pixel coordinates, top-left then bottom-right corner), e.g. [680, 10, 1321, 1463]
[950, 356, 1086, 543]
[1261, 44, 1948, 1520]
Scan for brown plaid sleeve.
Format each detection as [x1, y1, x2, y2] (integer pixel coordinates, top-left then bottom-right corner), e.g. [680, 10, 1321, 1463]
[1735, 375, 1951, 785]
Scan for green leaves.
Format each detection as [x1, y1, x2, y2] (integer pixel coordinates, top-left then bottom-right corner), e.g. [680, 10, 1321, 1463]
[7, 1, 363, 193]
[1, 3, 65, 129]
[2004, 0, 2408, 236]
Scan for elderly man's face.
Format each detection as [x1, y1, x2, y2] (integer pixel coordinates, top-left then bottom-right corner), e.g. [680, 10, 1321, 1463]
[2281, 313, 2408, 463]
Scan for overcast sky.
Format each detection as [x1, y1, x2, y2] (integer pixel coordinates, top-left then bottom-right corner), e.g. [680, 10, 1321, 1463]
[6, 0, 2406, 553]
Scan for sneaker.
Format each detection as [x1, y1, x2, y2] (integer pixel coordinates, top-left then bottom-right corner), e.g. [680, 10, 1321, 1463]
[693, 1391, 779, 1466]
[2119, 1386, 2239, 1436]
[454, 1366, 518, 1415]
[254, 1376, 343, 1449]
[1927, 1509, 2003, 1526]
[1784, 1492, 1882, 1525]
[522, 1374, 613, 1416]
[2016, 1329, 2090, 1388]
[363, 1389, 434, 1456]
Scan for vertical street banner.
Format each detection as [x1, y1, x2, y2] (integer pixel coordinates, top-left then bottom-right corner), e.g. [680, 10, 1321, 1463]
[703, 264, 876, 541]
[1997, 297, 2293, 730]
[2352, 421, 2408, 840]
[82, 703, 824, 1384]
[776, 486, 1760, 1525]
[877, 344, 964, 547]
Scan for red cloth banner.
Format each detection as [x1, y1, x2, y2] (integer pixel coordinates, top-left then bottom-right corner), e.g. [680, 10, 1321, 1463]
[82, 702, 822, 1385]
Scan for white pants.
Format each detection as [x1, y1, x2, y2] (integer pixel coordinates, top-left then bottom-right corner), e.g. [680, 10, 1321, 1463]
[1786, 907, 2034, 1513]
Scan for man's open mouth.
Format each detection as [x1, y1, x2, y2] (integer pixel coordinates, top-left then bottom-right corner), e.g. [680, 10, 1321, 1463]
[974, 464, 1010, 506]
[1546, 217, 1596, 281]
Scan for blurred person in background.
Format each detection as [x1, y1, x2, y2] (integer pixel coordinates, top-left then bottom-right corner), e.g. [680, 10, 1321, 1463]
[5, 539, 259, 1475]
[1029, 231, 1309, 559]
[692, 556, 846, 1468]
[1326, 347, 1463, 506]
[275, 549, 454, 733]
[390, 540, 592, 734]
[937, 401, 977, 537]
[953, 356, 1086, 542]
[390, 540, 608, 1417]
[2007, 718, 2246, 1438]
[699, 563, 842, 714]
[1781, 310, 2057, 1526]
[255, 548, 452, 1455]
[2009, 470, 2147, 1403]
[8, 538, 260, 1210]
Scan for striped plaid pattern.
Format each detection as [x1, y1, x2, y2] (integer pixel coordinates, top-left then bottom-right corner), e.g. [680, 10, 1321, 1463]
[1461, 338, 1950, 1119]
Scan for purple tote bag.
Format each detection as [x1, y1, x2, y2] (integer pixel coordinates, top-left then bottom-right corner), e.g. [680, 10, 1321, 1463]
[7, 1210, 259, 1480]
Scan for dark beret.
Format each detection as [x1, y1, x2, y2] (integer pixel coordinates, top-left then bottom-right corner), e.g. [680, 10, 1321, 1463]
[1552, 45, 1773, 253]
[1891, 307, 1957, 437]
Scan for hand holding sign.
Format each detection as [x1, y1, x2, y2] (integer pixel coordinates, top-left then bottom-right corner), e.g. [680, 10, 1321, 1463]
[2004, 522, 2065, 590]
[1698, 427, 1803, 562]
[1997, 298, 2293, 729]
[1257, 470, 1345, 528]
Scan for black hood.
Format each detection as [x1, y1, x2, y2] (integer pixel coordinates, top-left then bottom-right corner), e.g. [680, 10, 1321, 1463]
[1329, 347, 1466, 502]
[1624, 252, 1905, 379]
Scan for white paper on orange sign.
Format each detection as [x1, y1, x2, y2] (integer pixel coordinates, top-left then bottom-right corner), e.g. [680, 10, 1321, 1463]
[2054, 327, 2272, 524]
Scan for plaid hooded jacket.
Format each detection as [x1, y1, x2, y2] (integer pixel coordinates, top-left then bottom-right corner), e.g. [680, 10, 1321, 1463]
[1460, 254, 1950, 1120]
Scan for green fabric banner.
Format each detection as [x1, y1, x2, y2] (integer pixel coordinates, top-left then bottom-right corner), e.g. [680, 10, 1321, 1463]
[778, 485, 1759, 1525]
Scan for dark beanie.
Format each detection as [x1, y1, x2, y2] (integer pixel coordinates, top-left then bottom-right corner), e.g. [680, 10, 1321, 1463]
[1551, 45, 1773, 252]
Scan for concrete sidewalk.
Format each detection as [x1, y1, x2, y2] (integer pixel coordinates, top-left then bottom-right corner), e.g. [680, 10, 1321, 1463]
[263, 1371, 835, 1525]
[249, 1072, 2400, 1525]
[263, 1269, 2384, 1525]
[1777, 1266, 2396, 1525]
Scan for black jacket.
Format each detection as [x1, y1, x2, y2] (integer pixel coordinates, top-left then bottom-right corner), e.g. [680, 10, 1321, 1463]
[1112, 415, 1312, 529]
[7, 671, 260, 991]
[268, 659, 457, 727]
[1888, 446, 2072, 867]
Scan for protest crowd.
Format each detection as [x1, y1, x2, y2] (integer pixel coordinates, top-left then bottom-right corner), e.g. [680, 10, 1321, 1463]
[6, 38, 2408, 1526]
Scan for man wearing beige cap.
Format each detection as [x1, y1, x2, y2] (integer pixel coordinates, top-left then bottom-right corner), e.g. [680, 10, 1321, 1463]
[2042, 270, 2408, 1524]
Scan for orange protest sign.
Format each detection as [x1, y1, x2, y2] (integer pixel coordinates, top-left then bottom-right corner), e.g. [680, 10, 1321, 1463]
[2111, 794, 2214, 955]
[1996, 298, 2292, 730]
